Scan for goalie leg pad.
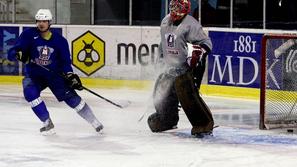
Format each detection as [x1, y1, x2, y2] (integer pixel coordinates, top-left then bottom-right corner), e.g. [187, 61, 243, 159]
[175, 71, 214, 132]
[147, 112, 178, 132]
[147, 73, 179, 132]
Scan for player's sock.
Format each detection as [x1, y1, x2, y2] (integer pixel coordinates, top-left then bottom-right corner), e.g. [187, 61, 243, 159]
[28, 97, 54, 134]
[29, 97, 50, 122]
[77, 103, 104, 132]
[65, 96, 104, 132]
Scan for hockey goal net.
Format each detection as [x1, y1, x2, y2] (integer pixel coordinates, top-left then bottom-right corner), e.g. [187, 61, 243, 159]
[260, 34, 297, 129]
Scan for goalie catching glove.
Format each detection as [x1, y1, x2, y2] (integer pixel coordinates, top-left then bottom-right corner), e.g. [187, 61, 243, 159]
[187, 45, 206, 68]
[65, 72, 83, 90]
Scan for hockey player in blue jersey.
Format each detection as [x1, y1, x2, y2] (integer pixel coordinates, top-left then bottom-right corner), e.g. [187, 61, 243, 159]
[7, 9, 103, 134]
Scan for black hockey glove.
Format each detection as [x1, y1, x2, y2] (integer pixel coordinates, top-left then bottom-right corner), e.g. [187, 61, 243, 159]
[65, 73, 83, 90]
[16, 51, 29, 64]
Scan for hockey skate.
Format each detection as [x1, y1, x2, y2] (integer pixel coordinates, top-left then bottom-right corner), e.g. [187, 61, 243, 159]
[91, 119, 104, 133]
[191, 121, 214, 138]
[40, 118, 55, 135]
[95, 124, 104, 132]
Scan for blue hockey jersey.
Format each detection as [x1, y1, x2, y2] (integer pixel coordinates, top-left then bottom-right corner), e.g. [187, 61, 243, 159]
[8, 27, 73, 78]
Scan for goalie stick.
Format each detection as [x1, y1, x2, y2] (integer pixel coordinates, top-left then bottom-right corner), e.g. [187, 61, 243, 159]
[30, 60, 129, 108]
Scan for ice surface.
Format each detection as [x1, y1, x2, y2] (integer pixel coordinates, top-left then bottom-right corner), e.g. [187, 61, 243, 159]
[1, 85, 297, 167]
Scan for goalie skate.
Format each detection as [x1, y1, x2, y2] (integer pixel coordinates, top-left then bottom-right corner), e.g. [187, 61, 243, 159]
[192, 131, 213, 138]
[40, 118, 56, 135]
[191, 124, 219, 138]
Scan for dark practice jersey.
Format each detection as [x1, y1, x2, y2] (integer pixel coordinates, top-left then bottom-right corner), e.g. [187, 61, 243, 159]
[8, 28, 73, 78]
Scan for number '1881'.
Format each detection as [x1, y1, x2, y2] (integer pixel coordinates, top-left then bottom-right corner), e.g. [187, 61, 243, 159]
[233, 35, 256, 53]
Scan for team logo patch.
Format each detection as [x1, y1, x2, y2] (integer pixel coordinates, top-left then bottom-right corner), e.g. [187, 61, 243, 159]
[165, 33, 176, 48]
[72, 30, 105, 76]
[36, 45, 54, 65]
[165, 33, 179, 56]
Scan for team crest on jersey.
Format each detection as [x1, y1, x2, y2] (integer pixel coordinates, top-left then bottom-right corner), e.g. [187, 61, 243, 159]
[36, 45, 54, 65]
[165, 33, 179, 56]
[165, 33, 176, 48]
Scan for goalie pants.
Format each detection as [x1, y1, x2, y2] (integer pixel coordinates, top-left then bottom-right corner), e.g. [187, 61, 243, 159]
[148, 63, 213, 132]
[148, 73, 179, 132]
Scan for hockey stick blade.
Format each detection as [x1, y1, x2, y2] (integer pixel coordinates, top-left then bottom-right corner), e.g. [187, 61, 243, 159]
[138, 112, 146, 122]
[105, 99, 131, 108]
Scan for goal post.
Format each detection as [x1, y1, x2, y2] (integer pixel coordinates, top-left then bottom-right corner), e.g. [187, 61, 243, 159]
[260, 33, 297, 129]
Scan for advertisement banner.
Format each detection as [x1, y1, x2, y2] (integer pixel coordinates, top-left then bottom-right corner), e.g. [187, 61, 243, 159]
[0, 26, 19, 75]
[66, 26, 160, 80]
[208, 31, 263, 88]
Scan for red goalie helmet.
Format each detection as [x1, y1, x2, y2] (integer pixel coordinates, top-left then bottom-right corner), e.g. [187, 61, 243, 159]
[169, 0, 191, 21]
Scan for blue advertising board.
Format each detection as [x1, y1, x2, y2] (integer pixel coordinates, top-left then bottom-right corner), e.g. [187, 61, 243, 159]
[208, 31, 263, 88]
[0, 26, 19, 75]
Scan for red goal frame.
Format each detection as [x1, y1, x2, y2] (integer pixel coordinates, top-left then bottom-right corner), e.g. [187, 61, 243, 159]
[260, 34, 297, 129]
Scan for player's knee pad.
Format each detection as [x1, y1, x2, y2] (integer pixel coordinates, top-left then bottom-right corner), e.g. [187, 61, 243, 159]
[64, 95, 85, 112]
[23, 84, 40, 102]
[23, 88, 40, 102]
[147, 112, 179, 132]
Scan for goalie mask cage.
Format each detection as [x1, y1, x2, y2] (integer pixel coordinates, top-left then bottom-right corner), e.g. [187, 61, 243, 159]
[260, 34, 297, 129]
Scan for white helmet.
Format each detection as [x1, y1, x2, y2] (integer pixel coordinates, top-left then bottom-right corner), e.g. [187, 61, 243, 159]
[35, 9, 52, 21]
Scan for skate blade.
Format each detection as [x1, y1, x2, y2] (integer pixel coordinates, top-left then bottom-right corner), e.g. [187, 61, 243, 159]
[40, 129, 56, 136]
[193, 132, 213, 138]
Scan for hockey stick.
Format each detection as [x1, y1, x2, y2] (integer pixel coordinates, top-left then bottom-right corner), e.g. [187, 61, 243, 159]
[30, 60, 127, 108]
[82, 86, 130, 108]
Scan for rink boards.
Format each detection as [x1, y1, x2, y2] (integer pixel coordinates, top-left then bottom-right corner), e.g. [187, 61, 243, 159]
[0, 75, 259, 100]
[1, 25, 296, 100]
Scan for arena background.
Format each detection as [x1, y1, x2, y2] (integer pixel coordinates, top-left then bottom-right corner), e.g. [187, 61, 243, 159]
[1, 0, 297, 100]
